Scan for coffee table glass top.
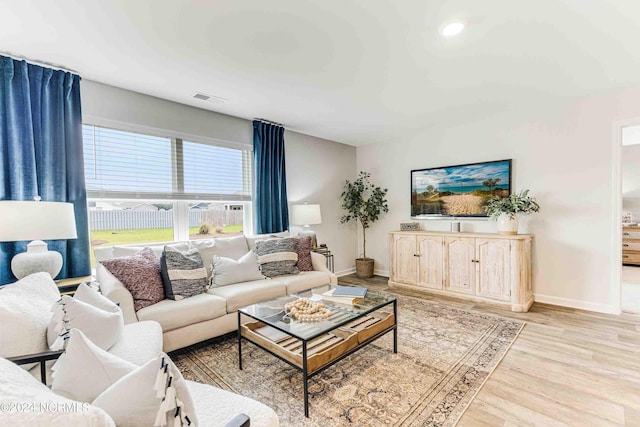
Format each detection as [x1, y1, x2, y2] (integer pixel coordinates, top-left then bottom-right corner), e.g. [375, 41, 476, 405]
[238, 284, 396, 341]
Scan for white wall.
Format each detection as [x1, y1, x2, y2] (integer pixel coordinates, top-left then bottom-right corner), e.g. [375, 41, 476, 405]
[285, 131, 357, 274]
[81, 80, 357, 273]
[622, 143, 640, 220]
[357, 85, 640, 314]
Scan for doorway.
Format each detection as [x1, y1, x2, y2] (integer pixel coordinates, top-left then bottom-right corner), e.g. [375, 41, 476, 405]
[621, 125, 640, 313]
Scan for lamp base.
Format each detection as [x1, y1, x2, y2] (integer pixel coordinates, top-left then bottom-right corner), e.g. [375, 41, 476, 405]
[11, 240, 63, 279]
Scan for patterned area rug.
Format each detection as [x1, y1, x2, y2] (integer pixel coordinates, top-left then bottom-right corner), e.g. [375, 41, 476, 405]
[171, 295, 523, 427]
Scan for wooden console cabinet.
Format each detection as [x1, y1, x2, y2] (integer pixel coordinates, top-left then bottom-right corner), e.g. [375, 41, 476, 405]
[389, 231, 533, 312]
[622, 226, 640, 265]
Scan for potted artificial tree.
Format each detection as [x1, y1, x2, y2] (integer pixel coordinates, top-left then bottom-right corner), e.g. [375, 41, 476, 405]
[485, 189, 540, 234]
[340, 171, 389, 278]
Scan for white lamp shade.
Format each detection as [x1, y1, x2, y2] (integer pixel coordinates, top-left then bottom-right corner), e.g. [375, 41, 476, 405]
[290, 204, 322, 226]
[0, 201, 78, 242]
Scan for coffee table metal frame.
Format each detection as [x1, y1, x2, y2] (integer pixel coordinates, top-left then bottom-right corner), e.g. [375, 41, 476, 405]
[237, 289, 397, 417]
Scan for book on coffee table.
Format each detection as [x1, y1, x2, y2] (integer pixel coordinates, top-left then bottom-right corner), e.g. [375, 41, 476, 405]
[320, 289, 359, 305]
[255, 325, 290, 342]
[332, 286, 367, 298]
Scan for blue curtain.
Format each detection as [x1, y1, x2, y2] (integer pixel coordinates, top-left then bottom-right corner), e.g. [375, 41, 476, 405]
[0, 56, 90, 285]
[253, 120, 289, 234]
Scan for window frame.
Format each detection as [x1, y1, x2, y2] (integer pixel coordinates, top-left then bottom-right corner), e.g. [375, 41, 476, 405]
[83, 118, 254, 239]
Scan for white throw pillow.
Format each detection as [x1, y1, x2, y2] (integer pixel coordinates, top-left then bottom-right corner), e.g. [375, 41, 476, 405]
[191, 235, 250, 274]
[210, 251, 265, 287]
[92, 352, 198, 427]
[0, 272, 60, 368]
[47, 284, 124, 351]
[51, 329, 137, 403]
[0, 356, 115, 427]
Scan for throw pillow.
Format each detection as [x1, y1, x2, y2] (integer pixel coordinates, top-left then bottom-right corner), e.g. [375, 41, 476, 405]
[191, 235, 250, 275]
[255, 237, 300, 277]
[245, 231, 289, 252]
[0, 356, 114, 426]
[100, 247, 165, 311]
[160, 246, 208, 300]
[47, 284, 124, 351]
[210, 251, 265, 287]
[51, 329, 137, 403]
[296, 236, 314, 271]
[92, 352, 198, 427]
[0, 272, 61, 369]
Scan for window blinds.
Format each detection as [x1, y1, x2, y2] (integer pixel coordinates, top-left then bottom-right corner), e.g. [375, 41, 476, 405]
[83, 125, 251, 201]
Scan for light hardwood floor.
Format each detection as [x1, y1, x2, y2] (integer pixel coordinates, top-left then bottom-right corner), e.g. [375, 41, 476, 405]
[338, 274, 640, 427]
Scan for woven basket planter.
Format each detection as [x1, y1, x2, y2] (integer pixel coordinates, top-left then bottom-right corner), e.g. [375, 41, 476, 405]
[355, 258, 375, 278]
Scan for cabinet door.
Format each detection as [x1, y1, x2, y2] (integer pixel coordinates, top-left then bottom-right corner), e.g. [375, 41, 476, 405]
[476, 238, 511, 301]
[417, 235, 443, 289]
[392, 235, 417, 285]
[444, 237, 475, 294]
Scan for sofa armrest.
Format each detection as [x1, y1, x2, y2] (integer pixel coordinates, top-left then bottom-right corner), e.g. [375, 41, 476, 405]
[225, 413, 250, 427]
[311, 252, 338, 285]
[96, 263, 138, 324]
[311, 252, 329, 272]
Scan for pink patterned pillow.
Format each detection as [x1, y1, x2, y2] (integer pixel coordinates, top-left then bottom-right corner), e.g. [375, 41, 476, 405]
[296, 236, 313, 271]
[100, 247, 164, 311]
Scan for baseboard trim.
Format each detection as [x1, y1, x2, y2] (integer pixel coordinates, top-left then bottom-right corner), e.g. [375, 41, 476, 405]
[374, 269, 389, 278]
[534, 293, 619, 314]
[335, 268, 356, 277]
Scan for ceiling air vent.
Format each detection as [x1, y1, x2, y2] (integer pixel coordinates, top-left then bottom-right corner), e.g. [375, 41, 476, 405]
[192, 92, 227, 104]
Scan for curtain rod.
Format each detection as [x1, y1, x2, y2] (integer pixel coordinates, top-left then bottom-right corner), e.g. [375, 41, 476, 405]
[254, 118, 284, 127]
[0, 51, 80, 75]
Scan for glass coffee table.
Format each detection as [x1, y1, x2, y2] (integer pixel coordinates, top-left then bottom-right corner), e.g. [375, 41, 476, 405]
[237, 284, 397, 417]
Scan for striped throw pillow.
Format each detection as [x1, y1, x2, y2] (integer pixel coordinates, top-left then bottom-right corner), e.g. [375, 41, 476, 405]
[160, 246, 208, 300]
[255, 237, 300, 277]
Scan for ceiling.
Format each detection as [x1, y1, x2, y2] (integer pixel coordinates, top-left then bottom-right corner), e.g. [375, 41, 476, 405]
[3, 0, 640, 146]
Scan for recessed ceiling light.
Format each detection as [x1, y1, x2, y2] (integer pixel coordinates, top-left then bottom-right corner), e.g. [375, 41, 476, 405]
[441, 22, 465, 37]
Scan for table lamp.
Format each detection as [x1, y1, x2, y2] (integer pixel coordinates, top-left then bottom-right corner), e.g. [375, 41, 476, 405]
[290, 203, 322, 247]
[0, 199, 77, 279]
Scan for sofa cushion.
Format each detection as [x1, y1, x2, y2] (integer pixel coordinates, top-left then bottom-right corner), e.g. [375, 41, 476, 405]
[160, 246, 208, 300]
[255, 237, 300, 277]
[92, 352, 198, 427]
[296, 236, 314, 271]
[100, 248, 165, 311]
[109, 321, 163, 366]
[277, 271, 335, 294]
[208, 279, 287, 313]
[191, 235, 250, 274]
[245, 231, 289, 252]
[0, 272, 60, 367]
[188, 380, 279, 427]
[210, 251, 265, 287]
[112, 243, 189, 259]
[136, 293, 227, 332]
[51, 329, 137, 403]
[0, 357, 115, 427]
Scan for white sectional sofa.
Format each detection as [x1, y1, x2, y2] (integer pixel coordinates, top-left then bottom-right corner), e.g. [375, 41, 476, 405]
[95, 235, 338, 352]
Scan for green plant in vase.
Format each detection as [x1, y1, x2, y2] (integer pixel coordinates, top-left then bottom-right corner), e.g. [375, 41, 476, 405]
[485, 190, 539, 235]
[340, 171, 389, 278]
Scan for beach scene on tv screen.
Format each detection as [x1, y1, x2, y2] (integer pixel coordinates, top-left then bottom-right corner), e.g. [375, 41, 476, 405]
[412, 160, 510, 216]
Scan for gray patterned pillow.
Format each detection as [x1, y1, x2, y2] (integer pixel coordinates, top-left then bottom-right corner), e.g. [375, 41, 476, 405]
[160, 246, 208, 300]
[255, 237, 300, 277]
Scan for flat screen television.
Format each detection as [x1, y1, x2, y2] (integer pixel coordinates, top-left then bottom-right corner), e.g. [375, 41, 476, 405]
[411, 159, 512, 218]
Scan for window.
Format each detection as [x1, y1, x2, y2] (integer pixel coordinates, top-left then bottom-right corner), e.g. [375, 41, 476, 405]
[83, 125, 252, 265]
